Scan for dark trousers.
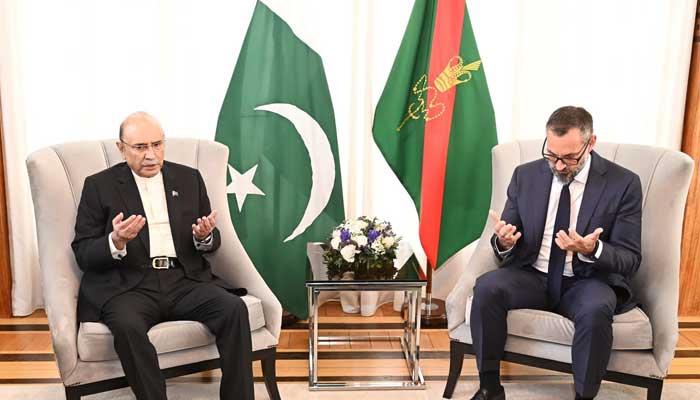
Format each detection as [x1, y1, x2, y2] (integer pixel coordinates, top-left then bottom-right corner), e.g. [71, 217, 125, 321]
[101, 267, 254, 400]
[470, 266, 616, 398]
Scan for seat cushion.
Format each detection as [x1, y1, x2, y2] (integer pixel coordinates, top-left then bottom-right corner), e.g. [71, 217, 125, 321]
[78, 294, 265, 362]
[465, 295, 653, 350]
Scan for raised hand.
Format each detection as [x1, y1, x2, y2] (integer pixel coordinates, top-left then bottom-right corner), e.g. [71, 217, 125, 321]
[554, 227, 603, 256]
[489, 209, 522, 250]
[192, 210, 218, 241]
[111, 212, 146, 250]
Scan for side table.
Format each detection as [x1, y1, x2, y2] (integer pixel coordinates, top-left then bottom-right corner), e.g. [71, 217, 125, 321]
[305, 279, 426, 390]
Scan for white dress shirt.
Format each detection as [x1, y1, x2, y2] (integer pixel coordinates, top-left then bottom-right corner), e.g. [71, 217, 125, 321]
[108, 171, 212, 260]
[131, 171, 177, 258]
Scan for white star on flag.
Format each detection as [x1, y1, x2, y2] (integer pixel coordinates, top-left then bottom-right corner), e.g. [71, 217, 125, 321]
[226, 164, 265, 211]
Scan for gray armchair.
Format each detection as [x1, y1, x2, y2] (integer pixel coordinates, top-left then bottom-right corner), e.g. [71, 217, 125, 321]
[443, 141, 694, 400]
[26, 138, 282, 400]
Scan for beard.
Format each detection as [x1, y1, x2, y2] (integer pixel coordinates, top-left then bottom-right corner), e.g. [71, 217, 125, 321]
[549, 154, 588, 184]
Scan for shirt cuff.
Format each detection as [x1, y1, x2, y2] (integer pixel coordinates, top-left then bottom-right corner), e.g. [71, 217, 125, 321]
[492, 235, 514, 257]
[578, 240, 604, 263]
[108, 232, 127, 260]
[193, 233, 213, 251]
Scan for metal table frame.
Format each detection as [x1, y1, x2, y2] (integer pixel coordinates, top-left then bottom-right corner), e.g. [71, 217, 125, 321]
[306, 280, 426, 390]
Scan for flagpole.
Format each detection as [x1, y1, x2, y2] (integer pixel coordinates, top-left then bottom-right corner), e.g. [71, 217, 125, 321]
[421, 261, 447, 327]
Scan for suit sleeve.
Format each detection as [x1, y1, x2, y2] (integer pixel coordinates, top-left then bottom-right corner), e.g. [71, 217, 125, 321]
[196, 170, 221, 253]
[594, 174, 643, 276]
[492, 167, 524, 261]
[71, 177, 118, 272]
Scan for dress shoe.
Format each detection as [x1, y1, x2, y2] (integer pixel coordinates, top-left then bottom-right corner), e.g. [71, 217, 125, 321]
[469, 385, 505, 400]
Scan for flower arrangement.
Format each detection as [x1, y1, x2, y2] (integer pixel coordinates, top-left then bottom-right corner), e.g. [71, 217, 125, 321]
[322, 216, 402, 280]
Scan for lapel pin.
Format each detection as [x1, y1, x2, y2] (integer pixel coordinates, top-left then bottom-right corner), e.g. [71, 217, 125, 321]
[172, 190, 179, 198]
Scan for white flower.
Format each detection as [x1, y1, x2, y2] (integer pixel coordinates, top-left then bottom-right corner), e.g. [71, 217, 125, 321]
[332, 229, 341, 239]
[371, 240, 386, 255]
[353, 234, 368, 247]
[382, 236, 395, 249]
[330, 237, 341, 250]
[350, 219, 369, 231]
[340, 244, 357, 263]
[376, 222, 388, 231]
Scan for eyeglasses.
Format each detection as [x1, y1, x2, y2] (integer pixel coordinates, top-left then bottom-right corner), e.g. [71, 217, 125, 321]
[120, 139, 165, 153]
[541, 138, 590, 166]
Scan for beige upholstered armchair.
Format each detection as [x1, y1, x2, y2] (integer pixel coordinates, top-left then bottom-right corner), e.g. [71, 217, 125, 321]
[443, 141, 694, 400]
[26, 138, 282, 400]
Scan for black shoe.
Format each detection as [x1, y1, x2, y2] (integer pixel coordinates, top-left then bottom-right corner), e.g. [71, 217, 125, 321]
[469, 385, 505, 400]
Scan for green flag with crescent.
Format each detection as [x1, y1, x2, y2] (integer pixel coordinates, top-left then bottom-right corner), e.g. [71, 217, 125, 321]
[215, 0, 345, 318]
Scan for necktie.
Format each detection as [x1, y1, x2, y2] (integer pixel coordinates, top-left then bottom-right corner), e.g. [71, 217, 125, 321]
[547, 183, 570, 309]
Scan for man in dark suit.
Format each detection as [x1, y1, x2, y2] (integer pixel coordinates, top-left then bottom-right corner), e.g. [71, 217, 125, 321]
[468, 106, 642, 400]
[72, 112, 254, 400]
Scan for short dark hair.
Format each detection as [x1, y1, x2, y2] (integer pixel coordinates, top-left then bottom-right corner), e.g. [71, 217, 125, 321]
[546, 106, 593, 140]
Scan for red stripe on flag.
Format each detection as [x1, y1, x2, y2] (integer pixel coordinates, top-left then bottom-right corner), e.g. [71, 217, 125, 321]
[419, 0, 465, 268]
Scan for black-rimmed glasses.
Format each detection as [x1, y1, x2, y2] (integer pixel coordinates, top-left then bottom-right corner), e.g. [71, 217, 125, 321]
[541, 138, 590, 166]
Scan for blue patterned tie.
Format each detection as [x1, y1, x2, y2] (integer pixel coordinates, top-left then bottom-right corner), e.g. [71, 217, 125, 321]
[547, 183, 570, 309]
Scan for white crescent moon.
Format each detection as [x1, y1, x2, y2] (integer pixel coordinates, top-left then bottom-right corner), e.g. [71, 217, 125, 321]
[254, 103, 336, 242]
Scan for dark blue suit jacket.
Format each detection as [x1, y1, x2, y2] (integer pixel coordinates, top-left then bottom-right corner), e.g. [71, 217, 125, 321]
[493, 151, 643, 314]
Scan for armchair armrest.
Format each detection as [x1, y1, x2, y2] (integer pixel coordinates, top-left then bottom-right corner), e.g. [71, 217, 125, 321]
[446, 230, 500, 332]
[208, 219, 282, 342]
[27, 149, 82, 381]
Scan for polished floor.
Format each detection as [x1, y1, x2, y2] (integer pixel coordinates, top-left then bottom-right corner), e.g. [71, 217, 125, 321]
[0, 302, 698, 386]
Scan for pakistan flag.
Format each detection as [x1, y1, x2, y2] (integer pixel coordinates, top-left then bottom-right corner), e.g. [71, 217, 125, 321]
[215, 1, 345, 319]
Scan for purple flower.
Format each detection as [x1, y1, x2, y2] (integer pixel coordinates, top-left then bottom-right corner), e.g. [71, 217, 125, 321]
[340, 228, 351, 242]
[367, 229, 380, 243]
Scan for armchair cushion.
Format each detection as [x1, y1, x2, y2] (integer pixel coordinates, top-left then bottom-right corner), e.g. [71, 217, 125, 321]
[78, 294, 265, 362]
[465, 295, 653, 350]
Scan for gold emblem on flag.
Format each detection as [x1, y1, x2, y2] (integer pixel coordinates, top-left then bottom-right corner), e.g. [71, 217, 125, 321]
[435, 56, 482, 92]
[396, 56, 482, 132]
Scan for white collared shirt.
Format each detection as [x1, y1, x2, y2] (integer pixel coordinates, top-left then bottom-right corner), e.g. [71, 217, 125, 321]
[131, 171, 177, 258]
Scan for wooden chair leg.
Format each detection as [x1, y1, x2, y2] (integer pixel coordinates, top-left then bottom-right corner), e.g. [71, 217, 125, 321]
[261, 348, 281, 400]
[443, 341, 466, 399]
[646, 379, 663, 400]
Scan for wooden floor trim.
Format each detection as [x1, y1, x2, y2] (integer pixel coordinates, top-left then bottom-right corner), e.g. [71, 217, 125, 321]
[0, 354, 54, 361]
[8, 321, 699, 329]
[2, 350, 696, 362]
[0, 306, 698, 385]
[0, 325, 49, 332]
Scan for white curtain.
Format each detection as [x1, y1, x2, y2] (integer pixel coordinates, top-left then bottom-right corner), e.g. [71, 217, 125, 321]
[0, 0, 694, 315]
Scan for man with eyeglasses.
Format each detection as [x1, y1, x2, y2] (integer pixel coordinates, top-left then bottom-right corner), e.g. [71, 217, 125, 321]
[468, 106, 642, 400]
[71, 112, 254, 400]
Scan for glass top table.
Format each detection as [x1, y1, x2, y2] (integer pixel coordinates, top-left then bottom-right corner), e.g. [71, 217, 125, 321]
[305, 259, 426, 390]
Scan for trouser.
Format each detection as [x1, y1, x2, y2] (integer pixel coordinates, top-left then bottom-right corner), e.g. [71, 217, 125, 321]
[470, 266, 616, 398]
[101, 267, 254, 400]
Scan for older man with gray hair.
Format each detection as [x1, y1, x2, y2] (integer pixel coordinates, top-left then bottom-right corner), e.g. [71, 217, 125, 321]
[72, 112, 253, 400]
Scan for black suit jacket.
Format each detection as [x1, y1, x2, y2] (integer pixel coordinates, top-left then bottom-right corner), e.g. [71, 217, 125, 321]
[493, 151, 643, 314]
[72, 161, 241, 322]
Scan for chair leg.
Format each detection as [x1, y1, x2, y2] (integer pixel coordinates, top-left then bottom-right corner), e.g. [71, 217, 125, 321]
[443, 341, 466, 399]
[646, 379, 663, 400]
[261, 348, 281, 400]
[64, 387, 80, 400]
